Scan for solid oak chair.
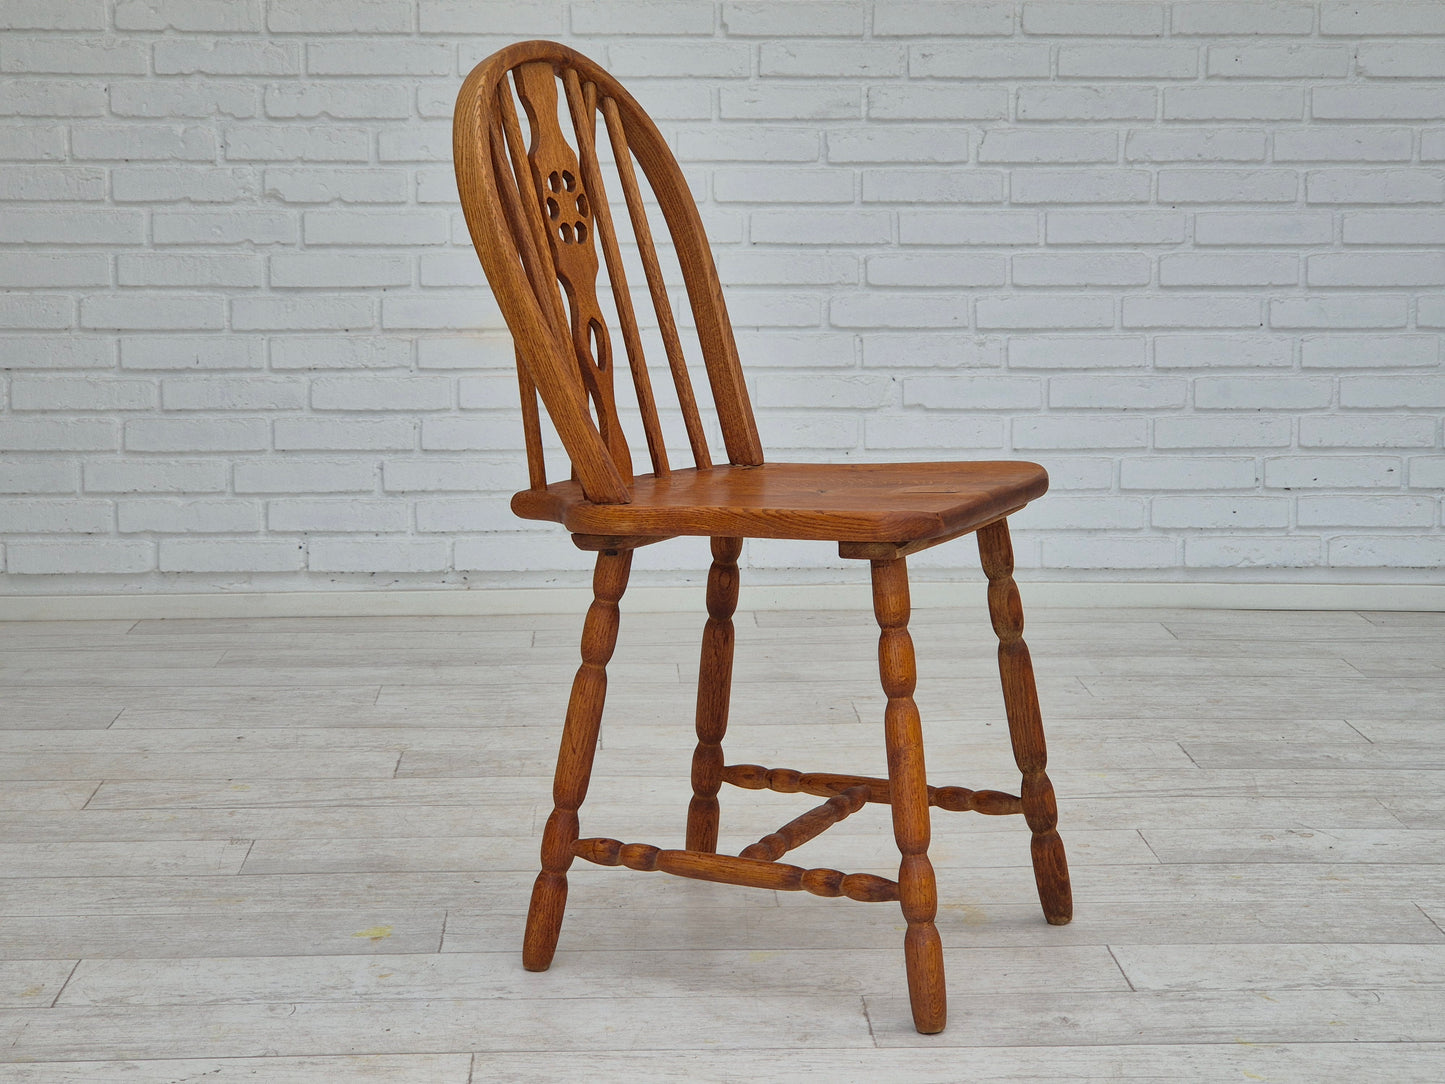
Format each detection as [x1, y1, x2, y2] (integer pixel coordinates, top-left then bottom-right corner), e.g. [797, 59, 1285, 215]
[452, 40, 1071, 1035]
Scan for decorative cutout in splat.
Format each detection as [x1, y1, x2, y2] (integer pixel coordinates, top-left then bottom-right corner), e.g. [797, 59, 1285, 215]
[513, 61, 631, 481]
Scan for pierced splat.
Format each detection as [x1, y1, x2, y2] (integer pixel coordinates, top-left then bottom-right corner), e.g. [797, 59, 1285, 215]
[513, 61, 631, 482]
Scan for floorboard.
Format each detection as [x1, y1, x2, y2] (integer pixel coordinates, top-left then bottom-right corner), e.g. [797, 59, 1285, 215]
[0, 604, 1440, 1078]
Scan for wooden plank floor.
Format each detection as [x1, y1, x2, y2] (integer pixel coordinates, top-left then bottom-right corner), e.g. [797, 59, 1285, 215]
[0, 604, 1442, 1082]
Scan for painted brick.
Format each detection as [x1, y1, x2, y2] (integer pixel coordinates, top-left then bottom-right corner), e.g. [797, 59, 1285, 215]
[683, 128, 820, 164]
[1012, 169, 1151, 204]
[1270, 296, 1408, 329]
[1194, 211, 1332, 246]
[1045, 537, 1179, 570]
[1124, 128, 1266, 162]
[304, 211, 449, 246]
[120, 336, 264, 371]
[761, 42, 904, 78]
[721, 86, 860, 122]
[154, 40, 299, 76]
[865, 254, 1005, 287]
[1017, 86, 1156, 122]
[1340, 377, 1445, 409]
[1302, 335, 1439, 369]
[116, 0, 262, 31]
[6, 540, 153, 574]
[1, 37, 147, 75]
[0, 123, 65, 159]
[271, 337, 411, 370]
[231, 296, 375, 332]
[1407, 458, 1445, 489]
[903, 376, 1042, 410]
[1048, 377, 1187, 409]
[268, 498, 408, 533]
[1022, 2, 1165, 36]
[875, 2, 1013, 36]
[1342, 212, 1445, 246]
[1207, 44, 1349, 78]
[2, 336, 113, 369]
[1320, 2, 1445, 36]
[1308, 253, 1445, 287]
[270, 254, 412, 289]
[0, 295, 70, 329]
[1184, 536, 1321, 568]
[117, 254, 263, 289]
[1196, 377, 1332, 410]
[414, 497, 514, 533]
[1273, 127, 1414, 162]
[418, 0, 562, 33]
[0, 498, 112, 533]
[713, 169, 854, 204]
[979, 128, 1117, 163]
[0, 165, 105, 201]
[977, 295, 1114, 329]
[267, 0, 411, 33]
[274, 418, 416, 451]
[1158, 254, 1298, 287]
[10, 377, 156, 412]
[113, 168, 258, 204]
[125, 418, 269, 453]
[722, 2, 861, 36]
[1059, 44, 1198, 79]
[1300, 415, 1438, 449]
[1152, 497, 1290, 530]
[2, 0, 107, 29]
[1164, 86, 1303, 122]
[1312, 87, 1445, 121]
[264, 167, 407, 203]
[0, 419, 117, 451]
[224, 125, 370, 161]
[0, 250, 105, 288]
[160, 539, 305, 572]
[1045, 211, 1186, 244]
[1157, 169, 1298, 203]
[755, 374, 894, 409]
[1263, 457, 1402, 489]
[1154, 416, 1293, 449]
[1121, 456, 1258, 490]
[1011, 416, 1150, 449]
[753, 211, 891, 246]
[1327, 536, 1445, 568]
[858, 333, 1002, 370]
[1008, 336, 1147, 369]
[1012, 254, 1151, 286]
[1155, 335, 1294, 369]
[83, 459, 228, 494]
[862, 414, 1002, 450]
[308, 537, 449, 573]
[0, 209, 144, 245]
[911, 43, 1050, 79]
[311, 377, 451, 411]
[902, 211, 1037, 245]
[307, 41, 453, 76]
[1171, 3, 1314, 36]
[867, 86, 1009, 121]
[80, 296, 225, 332]
[0, 460, 75, 494]
[160, 378, 306, 412]
[1307, 169, 1444, 205]
[0, 79, 107, 117]
[118, 499, 261, 534]
[234, 458, 378, 495]
[826, 128, 968, 164]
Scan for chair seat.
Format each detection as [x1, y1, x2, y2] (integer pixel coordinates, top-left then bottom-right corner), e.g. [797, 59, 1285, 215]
[511, 460, 1048, 543]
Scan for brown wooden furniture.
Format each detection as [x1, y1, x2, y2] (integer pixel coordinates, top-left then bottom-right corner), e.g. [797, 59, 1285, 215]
[452, 40, 1072, 1035]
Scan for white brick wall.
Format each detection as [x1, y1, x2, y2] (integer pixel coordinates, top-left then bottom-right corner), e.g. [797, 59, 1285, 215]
[1, 0, 1442, 593]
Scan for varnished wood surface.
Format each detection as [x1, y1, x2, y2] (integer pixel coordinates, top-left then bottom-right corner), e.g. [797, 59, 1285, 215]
[511, 460, 1048, 543]
[1, 608, 1444, 1077]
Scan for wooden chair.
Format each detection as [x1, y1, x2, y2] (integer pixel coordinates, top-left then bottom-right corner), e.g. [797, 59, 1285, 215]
[452, 40, 1071, 1034]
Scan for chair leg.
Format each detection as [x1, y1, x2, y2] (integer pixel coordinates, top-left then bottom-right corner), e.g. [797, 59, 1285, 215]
[523, 548, 633, 971]
[977, 519, 1073, 926]
[871, 556, 947, 1035]
[687, 536, 742, 853]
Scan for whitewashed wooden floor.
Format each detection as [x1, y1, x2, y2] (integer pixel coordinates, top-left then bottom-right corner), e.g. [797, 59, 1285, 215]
[1, 602, 1443, 1082]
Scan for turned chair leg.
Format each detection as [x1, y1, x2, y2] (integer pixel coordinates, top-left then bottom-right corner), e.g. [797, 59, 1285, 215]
[977, 519, 1073, 926]
[687, 537, 742, 853]
[871, 556, 947, 1035]
[523, 548, 633, 971]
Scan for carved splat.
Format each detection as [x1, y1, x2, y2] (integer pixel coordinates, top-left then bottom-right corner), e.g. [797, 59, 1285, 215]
[513, 61, 631, 481]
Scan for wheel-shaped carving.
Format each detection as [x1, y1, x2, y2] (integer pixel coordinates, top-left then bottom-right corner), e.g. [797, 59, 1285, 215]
[544, 168, 590, 245]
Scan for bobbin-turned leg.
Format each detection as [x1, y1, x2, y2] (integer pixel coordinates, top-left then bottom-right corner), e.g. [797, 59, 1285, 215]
[523, 548, 632, 971]
[687, 536, 742, 853]
[977, 519, 1073, 926]
[871, 556, 947, 1035]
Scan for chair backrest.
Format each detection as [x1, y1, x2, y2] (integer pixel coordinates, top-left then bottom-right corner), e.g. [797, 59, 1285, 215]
[453, 40, 764, 504]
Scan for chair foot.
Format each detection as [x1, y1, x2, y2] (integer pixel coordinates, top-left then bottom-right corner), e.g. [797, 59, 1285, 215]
[687, 536, 741, 853]
[522, 870, 568, 970]
[978, 519, 1074, 927]
[872, 556, 948, 1035]
[523, 550, 632, 969]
